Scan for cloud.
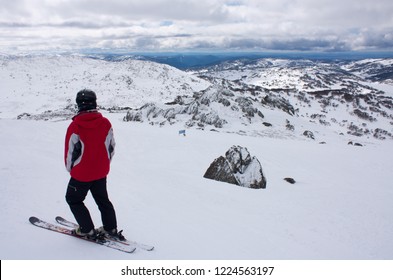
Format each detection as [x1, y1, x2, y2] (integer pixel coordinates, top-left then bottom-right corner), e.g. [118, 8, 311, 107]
[0, 0, 392, 53]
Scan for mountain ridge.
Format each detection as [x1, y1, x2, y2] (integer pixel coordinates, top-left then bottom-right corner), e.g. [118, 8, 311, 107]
[126, 57, 393, 141]
[1, 54, 392, 142]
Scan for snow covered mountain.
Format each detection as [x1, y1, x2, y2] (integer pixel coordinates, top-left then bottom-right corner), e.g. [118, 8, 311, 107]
[1, 55, 392, 143]
[343, 58, 393, 83]
[1, 54, 393, 260]
[125, 57, 393, 142]
[0, 54, 210, 119]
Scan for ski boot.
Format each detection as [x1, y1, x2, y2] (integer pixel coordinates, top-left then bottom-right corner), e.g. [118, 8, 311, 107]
[72, 227, 105, 241]
[97, 226, 126, 241]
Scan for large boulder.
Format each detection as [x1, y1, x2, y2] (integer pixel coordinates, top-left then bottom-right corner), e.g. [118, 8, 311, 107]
[204, 145, 267, 189]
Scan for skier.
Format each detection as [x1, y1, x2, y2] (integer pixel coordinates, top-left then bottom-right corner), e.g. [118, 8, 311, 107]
[64, 89, 124, 241]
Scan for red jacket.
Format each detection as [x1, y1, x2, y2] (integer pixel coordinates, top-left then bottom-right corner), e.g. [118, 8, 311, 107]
[64, 111, 115, 182]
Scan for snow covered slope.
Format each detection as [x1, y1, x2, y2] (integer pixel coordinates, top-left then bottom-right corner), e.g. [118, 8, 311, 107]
[0, 54, 392, 260]
[0, 54, 211, 118]
[1, 115, 393, 259]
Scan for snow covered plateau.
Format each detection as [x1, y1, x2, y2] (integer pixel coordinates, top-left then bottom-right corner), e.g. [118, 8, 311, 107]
[0, 54, 392, 260]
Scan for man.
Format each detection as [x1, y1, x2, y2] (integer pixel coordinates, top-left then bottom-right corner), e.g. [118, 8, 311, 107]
[64, 89, 124, 241]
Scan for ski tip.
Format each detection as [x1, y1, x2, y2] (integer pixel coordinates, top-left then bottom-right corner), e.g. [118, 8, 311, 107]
[29, 216, 39, 223]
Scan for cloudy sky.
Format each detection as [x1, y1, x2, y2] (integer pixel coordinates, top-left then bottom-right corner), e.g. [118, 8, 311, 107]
[0, 0, 392, 53]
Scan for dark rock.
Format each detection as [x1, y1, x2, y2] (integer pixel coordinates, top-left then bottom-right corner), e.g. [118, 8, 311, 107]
[284, 177, 296, 184]
[203, 156, 239, 186]
[303, 130, 315, 139]
[204, 145, 267, 189]
[353, 109, 376, 122]
[348, 141, 363, 146]
[225, 145, 252, 174]
[373, 128, 393, 140]
[285, 119, 295, 131]
[261, 94, 295, 116]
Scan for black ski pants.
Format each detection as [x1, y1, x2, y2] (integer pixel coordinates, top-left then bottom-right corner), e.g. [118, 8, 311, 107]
[65, 177, 117, 233]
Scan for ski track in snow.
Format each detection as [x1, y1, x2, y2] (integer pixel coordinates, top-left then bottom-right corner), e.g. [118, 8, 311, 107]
[1, 114, 393, 260]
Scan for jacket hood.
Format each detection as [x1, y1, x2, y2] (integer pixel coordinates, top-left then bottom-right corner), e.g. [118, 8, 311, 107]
[72, 111, 105, 129]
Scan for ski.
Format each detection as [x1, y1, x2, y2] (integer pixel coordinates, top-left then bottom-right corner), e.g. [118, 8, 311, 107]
[29, 216, 136, 253]
[55, 216, 154, 251]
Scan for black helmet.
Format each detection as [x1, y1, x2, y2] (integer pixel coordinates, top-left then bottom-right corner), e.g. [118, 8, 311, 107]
[76, 89, 97, 112]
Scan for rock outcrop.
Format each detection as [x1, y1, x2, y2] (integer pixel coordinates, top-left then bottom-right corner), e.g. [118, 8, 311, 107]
[204, 145, 267, 189]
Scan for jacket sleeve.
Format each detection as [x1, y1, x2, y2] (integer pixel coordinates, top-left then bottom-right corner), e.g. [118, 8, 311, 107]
[105, 127, 115, 161]
[64, 123, 82, 172]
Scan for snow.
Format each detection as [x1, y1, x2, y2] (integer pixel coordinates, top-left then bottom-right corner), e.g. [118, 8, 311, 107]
[1, 55, 393, 264]
[364, 81, 393, 97]
[1, 113, 393, 260]
[0, 55, 211, 118]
